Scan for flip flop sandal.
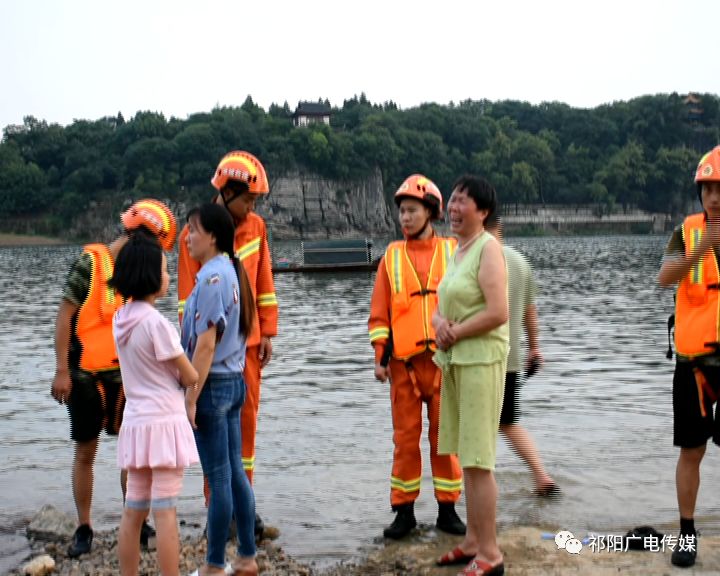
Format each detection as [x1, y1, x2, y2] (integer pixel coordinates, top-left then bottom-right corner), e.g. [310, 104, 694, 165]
[458, 559, 505, 576]
[437, 545, 475, 566]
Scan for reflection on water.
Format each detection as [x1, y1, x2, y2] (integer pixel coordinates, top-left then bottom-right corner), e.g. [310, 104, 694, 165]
[1, 235, 719, 569]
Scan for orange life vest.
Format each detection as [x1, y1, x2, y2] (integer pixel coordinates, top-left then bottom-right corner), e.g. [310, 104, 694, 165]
[76, 244, 122, 372]
[384, 238, 456, 360]
[675, 213, 720, 358]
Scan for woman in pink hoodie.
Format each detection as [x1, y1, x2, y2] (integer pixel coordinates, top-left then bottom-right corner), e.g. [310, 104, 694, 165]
[110, 230, 199, 576]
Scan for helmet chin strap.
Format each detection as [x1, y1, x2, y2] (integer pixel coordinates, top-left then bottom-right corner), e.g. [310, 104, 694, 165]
[218, 187, 247, 211]
[407, 217, 432, 240]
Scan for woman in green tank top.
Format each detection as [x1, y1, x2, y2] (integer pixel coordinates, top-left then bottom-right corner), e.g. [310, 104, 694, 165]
[433, 176, 508, 576]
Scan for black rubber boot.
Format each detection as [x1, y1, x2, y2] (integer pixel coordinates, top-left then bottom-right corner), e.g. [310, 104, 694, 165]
[436, 502, 467, 535]
[671, 532, 698, 567]
[140, 520, 156, 548]
[383, 503, 417, 539]
[254, 512, 265, 541]
[67, 524, 93, 558]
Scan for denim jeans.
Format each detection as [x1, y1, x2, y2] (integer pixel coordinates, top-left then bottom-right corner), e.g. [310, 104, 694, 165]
[194, 372, 256, 566]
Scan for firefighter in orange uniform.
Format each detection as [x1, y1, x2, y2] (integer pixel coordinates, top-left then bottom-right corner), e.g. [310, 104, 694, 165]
[368, 174, 465, 539]
[177, 151, 278, 537]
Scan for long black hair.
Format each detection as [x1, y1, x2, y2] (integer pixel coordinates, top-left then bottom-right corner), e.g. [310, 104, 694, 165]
[186, 203, 256, 338]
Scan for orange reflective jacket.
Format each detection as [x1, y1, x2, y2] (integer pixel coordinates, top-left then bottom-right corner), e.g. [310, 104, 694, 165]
[178, 211, 278, 347]
[377, 237, 456, 360]
[76, 244, 122, 372]
[675, 213, 720, 358]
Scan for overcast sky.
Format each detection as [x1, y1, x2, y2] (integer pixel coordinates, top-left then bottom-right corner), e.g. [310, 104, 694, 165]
[2, 0, 718, 131]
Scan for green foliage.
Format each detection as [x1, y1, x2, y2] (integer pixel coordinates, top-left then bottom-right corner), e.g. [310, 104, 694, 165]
[1, 93, 718, 229]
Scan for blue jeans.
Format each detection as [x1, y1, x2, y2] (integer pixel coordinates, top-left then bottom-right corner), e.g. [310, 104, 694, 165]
[194, 372, 256, 566]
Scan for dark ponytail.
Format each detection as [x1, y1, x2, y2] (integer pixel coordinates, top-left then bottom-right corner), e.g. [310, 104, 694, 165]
[229, 252, 256, 338]
[188, 203, 256, 338]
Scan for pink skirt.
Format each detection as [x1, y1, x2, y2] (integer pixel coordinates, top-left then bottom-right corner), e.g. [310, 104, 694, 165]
[117, 416, 199, 469]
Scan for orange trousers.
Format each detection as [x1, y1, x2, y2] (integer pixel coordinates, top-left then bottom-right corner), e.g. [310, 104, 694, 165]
[203, 344, 262, 504]
[388, 351, 462, 506]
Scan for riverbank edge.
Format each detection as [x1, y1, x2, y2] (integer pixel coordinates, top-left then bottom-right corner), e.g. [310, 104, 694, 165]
[0, 227, 672, 249]
[11, 522, 720, 575]
[0, 233, 68, 246]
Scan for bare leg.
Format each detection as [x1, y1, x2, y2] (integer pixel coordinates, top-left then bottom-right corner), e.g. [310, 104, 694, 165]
[73, 439, 99, 526]
[118, 507, 145, 576]
[501, 424, 554, 490]
[457, 467, 502, 565]
[153, 508, 180, 576]
[676, 445, 706, 519]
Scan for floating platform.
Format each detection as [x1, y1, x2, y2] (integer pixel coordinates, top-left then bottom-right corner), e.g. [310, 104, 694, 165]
[272, 239, 379, 273]
[272, 261, 379, 273]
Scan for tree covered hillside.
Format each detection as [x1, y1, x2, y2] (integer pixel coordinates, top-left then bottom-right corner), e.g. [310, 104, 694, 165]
[1, 92, 717, 234]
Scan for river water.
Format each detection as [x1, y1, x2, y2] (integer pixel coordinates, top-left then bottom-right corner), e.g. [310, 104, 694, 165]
[2, 235, 720, 571]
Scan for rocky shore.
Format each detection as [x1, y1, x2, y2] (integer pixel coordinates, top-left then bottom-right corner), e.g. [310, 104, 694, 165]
[10, 506, 720, 575]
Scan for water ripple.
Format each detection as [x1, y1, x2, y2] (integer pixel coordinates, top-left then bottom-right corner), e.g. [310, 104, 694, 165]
[1, 235, 718, 565]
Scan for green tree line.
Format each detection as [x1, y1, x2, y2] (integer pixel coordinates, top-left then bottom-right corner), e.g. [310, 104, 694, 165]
[1, 92, 718, 233]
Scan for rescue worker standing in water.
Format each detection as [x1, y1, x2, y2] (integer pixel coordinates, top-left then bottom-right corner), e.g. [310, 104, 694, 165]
[178, 151, 278, 538]
[368, 174, 466, 539]
[659, 145, 720, 568]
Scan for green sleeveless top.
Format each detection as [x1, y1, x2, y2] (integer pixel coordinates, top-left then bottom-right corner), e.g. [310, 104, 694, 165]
[434, 231, 509, 367]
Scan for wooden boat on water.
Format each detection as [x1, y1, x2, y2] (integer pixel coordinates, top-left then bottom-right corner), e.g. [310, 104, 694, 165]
[272, 238, 380, 273]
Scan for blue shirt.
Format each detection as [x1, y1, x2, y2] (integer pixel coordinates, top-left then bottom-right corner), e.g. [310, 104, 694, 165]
[181, 254, 246, 373]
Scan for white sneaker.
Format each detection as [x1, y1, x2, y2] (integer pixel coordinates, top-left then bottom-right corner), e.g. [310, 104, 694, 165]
[187, 563, 233, 576]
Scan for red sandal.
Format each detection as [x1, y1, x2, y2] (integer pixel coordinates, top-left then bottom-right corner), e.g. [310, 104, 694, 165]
[437, 545, 476, 566]
[458, 559, 505, 576]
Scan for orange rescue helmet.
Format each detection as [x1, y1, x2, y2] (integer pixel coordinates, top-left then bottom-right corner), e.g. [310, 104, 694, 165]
[394, 174, 443, 220]
[695, 146, 720, 204]
[121, 199, 177, 251]
[211, 151, 269, 195]
[695, 146, 720, 184]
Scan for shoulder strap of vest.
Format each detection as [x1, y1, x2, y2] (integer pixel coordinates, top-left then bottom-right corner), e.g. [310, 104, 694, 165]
[436, 237, 456, 270]
[682, 213, 706, 258]
[385, 240, 405, 253]
[82, 243, 118, 317]
[425, 238, 454, 286]
[83, 243, 111, 260]
[683, 213, 705, 232]
[385, 241, 406, 294]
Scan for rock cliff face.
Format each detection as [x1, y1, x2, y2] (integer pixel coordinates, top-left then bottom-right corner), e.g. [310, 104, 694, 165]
[256, 168, 396, 239]
[8, 169, 397, 243]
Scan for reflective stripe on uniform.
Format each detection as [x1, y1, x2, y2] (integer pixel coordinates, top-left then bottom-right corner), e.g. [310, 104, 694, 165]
[387, 246, 403, 294]
[242, 455, 255, 472]
[369, 326, 390, 342]
[258, 292, 277, 307]
[390, 475, 421, 493]
[433, 476, 463, 492]
[236, 237, 261, 261]
[691, 227, 703, 284]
